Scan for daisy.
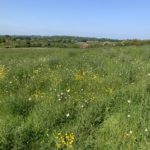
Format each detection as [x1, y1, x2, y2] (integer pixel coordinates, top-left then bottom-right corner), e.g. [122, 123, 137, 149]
[66, 113, 70, 117]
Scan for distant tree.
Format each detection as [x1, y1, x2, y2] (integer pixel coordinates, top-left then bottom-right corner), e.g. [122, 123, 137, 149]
[26, 40, 31, 47]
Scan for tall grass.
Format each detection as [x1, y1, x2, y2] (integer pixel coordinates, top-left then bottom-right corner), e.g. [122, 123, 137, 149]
[0, 46, 150, 149]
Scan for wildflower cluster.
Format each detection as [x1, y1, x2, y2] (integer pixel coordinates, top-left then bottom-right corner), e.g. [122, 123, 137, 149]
[126, 99, 132, 135]
[54, 132, 75, 149]
[57, 92, 67, 101]
[74, 71, 85, 81]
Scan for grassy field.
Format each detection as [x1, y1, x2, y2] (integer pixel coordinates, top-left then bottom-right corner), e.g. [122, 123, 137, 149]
[0, 46, 150, 150]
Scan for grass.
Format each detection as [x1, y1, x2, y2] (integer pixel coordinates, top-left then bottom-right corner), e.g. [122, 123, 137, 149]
[0, 46, 150, 150]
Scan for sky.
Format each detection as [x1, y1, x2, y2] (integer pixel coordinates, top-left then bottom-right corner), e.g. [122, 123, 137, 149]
[0, 0, 150, 39]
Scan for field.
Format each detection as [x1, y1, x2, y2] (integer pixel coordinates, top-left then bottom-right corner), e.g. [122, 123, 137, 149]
[0, 46, 150, 150]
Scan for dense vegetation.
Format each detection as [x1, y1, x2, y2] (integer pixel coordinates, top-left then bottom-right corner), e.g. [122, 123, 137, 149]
[0, 46, 150, 149]
[1, 35, 150, 48]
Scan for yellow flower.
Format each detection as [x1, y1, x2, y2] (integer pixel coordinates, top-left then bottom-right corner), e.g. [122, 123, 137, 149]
[0, 66, 6, 80]
[74, 71, 85, 81]
[54, 132, 75, 149]
[75, 74, 84, 81]
[92, 75, 97, 81]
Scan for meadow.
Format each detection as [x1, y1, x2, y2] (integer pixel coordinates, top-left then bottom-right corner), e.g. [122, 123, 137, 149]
[0, 46, 150, 150]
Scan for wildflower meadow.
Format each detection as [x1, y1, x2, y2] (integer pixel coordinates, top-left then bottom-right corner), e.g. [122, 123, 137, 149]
[0, 46, 150, 149]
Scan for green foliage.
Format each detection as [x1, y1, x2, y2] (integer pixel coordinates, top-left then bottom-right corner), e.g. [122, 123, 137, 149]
[0, 46, 150, 149]
[1, 35, 150, 48]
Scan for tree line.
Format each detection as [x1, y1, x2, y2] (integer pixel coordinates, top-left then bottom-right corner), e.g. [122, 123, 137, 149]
[0, 35, 150, 48]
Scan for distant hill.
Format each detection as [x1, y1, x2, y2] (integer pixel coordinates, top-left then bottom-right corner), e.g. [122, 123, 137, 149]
[0, 35, 150, 48]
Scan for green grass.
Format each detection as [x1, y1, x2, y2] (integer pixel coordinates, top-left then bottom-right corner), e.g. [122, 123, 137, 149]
[0, 46, 150, 150]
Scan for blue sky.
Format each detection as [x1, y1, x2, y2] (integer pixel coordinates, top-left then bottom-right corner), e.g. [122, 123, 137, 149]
[0, 0, 150, 39]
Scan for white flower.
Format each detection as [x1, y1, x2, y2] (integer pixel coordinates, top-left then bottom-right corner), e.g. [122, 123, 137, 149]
[81, 105, 84, 108]
[84, 100, 88, 103]
[66, 89, 70, 93]
[127, 114, 131, 118]
[127, 100, 131, 104]
[9, 81, 12, 84]
[58, 98, 61, 101]
[129, 130, 133, 134]
[145, 128, 148, 132]
[61, 92, 64, 95]
[148, 73, 150, 76]
[28, 97, 32, 101]
[66, 113, 70, 117]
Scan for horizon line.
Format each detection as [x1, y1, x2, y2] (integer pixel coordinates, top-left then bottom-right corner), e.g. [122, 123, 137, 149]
[0, 34, 150, 41]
